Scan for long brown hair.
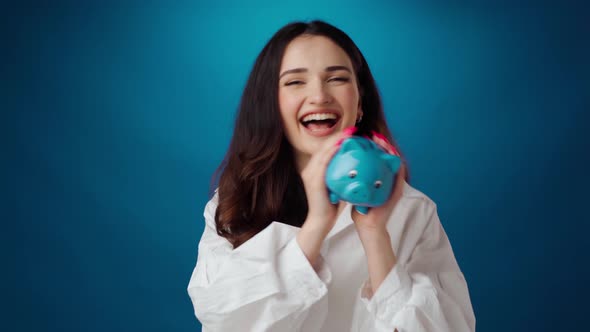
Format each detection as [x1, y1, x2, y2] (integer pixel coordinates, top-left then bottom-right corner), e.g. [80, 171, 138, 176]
[212, 20, 409, 248]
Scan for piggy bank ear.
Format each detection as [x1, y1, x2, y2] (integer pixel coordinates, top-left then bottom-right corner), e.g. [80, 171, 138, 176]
[339, 138, 363, 153]
[381, 154, 401, 173]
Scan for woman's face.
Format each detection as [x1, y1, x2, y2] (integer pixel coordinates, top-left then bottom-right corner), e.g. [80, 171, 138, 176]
[278, 35, 362, 169]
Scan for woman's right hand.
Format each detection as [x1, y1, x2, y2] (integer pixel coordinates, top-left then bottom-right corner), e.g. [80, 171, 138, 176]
[301, 131, 353, 230]
[297, 131, 351, 267]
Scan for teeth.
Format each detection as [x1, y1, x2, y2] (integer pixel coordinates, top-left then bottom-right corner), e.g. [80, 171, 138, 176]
[301, 113, 338, 122]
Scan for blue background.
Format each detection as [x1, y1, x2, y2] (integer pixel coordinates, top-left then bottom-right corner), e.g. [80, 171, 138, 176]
[7, 1, 589, 331]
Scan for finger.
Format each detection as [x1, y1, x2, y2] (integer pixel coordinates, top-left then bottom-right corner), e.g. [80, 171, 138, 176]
[319, 143, 341, 167]
[337, 126, 357, 145]
[373, 137, 395, 155]
[303, 144, 340, 180]
[371, 132, 400, 156]
[327, 131, 351, 149]
[310, 132, 347, 164]
[308, 143, 341, 176]
[305, 131, 350, 178]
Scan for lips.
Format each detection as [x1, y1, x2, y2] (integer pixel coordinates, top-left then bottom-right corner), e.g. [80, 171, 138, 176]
[299, 110, 342, 137]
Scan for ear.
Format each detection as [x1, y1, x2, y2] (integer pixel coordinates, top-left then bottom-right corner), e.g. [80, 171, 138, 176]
[381, 154, 402, 173]
[339, 137, 363, 153]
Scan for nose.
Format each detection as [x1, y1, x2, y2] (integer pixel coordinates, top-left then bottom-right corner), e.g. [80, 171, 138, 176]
[308, 80, 333, 105]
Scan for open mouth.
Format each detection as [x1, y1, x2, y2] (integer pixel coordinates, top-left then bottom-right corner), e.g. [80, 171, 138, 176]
[300, 113, 341, 132]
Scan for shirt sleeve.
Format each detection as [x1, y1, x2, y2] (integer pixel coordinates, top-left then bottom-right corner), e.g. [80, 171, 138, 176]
[187, 195, 332, 331]
[351, 201, 476, 332]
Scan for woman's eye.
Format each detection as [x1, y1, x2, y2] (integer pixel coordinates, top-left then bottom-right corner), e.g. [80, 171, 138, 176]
[374, 180, 382, 188]
[328, 77, 350, 83]
[285, 80, 304, 86]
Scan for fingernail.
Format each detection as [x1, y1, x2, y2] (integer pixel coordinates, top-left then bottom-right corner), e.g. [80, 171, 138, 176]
[343, 126, 357, 136]
[371, 131, 387, 141]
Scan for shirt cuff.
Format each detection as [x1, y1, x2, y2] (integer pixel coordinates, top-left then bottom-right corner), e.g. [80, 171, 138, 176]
[359, 263, 412, 320]
[282, 237, 332, 299]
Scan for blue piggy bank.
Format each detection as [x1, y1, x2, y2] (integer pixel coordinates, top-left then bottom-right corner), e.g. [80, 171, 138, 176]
[325, 136, 401, 215]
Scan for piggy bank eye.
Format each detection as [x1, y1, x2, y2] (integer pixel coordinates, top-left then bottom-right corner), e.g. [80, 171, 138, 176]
[374, 180, 382, 188]
[348, 170, 358, 178]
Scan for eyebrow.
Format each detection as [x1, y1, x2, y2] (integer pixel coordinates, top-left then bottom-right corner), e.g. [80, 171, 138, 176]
[279, 65, 352, 79]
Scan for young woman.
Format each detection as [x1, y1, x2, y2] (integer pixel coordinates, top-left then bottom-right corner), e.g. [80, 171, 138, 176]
[187, 20, 475, 332]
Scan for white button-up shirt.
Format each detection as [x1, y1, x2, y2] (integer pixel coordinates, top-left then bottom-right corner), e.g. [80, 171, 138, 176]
[187, 181, 476, 331]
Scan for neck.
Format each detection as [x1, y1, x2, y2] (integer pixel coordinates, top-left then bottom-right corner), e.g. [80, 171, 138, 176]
[295, 153, 311, 174]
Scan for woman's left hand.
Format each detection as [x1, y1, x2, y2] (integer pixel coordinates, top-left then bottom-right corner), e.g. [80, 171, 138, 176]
[351, 163, 407, 293]
[351, 163, 407, 235]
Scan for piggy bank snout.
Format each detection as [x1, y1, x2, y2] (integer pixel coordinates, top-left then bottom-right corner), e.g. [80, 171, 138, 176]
[346, 182, 371, 200]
